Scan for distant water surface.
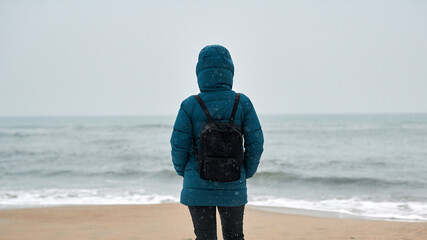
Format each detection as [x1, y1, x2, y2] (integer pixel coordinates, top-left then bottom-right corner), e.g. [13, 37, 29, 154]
[1, 114, 426, 221]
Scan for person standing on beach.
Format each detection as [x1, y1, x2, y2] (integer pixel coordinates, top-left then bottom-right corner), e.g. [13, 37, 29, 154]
[170, 45, 264, 240]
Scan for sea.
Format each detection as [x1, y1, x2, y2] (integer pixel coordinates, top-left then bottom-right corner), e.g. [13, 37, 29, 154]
[1, 114, 426, 222]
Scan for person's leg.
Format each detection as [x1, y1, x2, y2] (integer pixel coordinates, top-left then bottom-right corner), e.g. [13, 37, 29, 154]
[188, 206, 217, 240]
[217, 205, 245, 240]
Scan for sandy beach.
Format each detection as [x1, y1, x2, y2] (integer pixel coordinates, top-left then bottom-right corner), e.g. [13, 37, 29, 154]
[0, 204, 426, 240]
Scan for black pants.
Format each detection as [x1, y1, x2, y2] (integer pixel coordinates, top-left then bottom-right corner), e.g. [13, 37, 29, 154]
[188, 205, 245, 240]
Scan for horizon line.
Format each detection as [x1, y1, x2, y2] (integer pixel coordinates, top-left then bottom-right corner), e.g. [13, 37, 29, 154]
[1, 112, 426, 118]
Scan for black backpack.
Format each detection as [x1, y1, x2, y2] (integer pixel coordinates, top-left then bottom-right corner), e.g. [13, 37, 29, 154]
[193, 93, 243, 182]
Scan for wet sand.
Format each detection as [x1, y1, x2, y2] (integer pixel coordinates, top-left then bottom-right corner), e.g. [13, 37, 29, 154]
[0, 203, 426, 240]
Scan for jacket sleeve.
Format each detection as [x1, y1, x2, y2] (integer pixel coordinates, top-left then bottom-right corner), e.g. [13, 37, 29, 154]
[170, 102, 193, 176]
[242, 97, 264, 178]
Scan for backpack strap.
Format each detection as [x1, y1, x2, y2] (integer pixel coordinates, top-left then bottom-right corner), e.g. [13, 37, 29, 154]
[229, 93, 240, 123]
[194, 95, 214, 122]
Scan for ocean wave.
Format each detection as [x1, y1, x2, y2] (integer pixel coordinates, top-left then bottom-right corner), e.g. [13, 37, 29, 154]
[2, 166, 423, 189]
[264, 121, 427, 133]
[249, 196, 427, 222]
[0, 128, 71, 138]
[1, 168, 178, 179]
[0, 131, 31, 138]
[1, 188, 426, 222]
[251, 171, 425, 187]
[69, 124, 172, 131]
[125, 124, 172, 129]
[0, 123, 172, 138]
[0, 189, 179, 209]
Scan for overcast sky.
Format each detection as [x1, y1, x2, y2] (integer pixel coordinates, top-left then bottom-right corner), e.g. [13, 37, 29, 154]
[1, 0, 426, 116]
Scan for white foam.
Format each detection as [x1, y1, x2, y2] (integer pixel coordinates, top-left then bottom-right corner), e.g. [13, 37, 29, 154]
[2, 189, 427, 222]
[248, 196, 427, 222]
[0, 189, 179, 209]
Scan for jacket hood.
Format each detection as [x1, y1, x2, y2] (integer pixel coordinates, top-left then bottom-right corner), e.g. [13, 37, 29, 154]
[196, 45, 234, 92]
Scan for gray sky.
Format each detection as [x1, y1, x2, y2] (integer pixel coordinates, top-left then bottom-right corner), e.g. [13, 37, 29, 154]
[1, 0, 427, 116]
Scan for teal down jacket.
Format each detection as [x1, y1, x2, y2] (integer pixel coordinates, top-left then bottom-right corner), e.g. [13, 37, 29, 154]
[170, 45, 264, 206]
